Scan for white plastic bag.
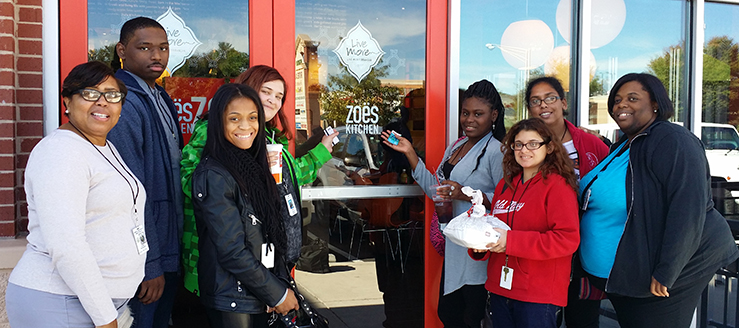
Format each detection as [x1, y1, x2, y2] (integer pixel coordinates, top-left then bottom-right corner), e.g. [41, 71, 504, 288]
[443, 187, 510, 249]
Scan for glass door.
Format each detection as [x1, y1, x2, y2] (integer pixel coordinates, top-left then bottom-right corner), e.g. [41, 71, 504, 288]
[295, 1, 427, 327]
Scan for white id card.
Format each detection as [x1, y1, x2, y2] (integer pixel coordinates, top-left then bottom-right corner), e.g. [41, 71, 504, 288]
[132, 225, 149, 255]
[500, 266, 513, 290]
[261, 243, 275, 268]
[285, 194, 298, 216]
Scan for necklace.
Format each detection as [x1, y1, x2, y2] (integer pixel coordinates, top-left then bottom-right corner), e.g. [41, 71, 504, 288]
[560, 124, 568, 142]
[449, 141, 469, 164]
[67, 122, 141, 220]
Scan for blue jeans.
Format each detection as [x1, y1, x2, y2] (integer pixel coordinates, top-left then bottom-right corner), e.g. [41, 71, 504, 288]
[487, 293, 559, 328]
[130, 271, 179, 328]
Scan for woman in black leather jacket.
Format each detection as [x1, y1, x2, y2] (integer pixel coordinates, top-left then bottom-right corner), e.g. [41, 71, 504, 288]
[192, 83, 299, 327]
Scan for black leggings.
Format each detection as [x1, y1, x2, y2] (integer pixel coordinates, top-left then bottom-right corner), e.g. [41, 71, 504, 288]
[587, 271, 714, 328]
[205, 308, 269, 328]
[437, 266, 487, 328]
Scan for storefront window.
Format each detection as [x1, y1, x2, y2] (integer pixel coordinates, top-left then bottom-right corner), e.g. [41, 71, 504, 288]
[703, 1, 739, 220]
[458, 0, 570, 128]
[588, 0, 688, 125]
[87, 0, 249, 142]
[295, 1, 426, 327]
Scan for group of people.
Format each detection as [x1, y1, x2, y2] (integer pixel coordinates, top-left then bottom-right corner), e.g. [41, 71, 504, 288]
[382, 75, 739, 328]
[3, 13, 739, 328]
[5, 17, 337, 328]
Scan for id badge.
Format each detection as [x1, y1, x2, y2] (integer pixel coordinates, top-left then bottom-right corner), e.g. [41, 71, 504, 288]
[132, 225, 149, 255]
[581, 189, 592, 211]
[500, 266, 513, 290]
[261, 243, 275, 269]
[285, 194, 298, 217]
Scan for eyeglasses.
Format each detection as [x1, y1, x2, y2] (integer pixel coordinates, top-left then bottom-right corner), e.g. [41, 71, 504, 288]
[73, 89, 125, 104]
[529, 96, 560, 107]
[511, 139, 550, 151]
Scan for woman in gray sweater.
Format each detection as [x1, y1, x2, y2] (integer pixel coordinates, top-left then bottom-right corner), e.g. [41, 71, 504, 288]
[6, 61, 145, 328]
[382, 79, 505, 327]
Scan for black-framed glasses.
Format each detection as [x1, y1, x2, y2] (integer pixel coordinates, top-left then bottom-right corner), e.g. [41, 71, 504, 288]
[73, 89, 125, 103]
[529, 96, 560, 107]
[511, 139, 550, 151]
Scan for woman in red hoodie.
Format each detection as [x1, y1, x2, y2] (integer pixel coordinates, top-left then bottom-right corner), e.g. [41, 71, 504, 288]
[470, 118, 580, 328]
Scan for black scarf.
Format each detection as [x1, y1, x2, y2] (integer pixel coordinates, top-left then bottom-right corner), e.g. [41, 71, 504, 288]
[221, 142, 287, 255]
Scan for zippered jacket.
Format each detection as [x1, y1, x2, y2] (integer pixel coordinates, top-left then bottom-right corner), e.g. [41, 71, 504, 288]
[607, 120, 739, 297]
[565, 119, 609, 177]
[192, 156, 288, 313]
[108, 69, 183, 281]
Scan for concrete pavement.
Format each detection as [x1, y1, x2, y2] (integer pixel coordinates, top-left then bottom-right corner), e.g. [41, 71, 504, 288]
[295, 259, 386, 328]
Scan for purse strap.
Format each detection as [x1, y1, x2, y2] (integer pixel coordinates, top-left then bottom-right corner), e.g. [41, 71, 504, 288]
[270, 268, 329, 328]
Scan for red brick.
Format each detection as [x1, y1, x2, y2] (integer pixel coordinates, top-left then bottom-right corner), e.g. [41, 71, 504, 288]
[0, 220, 15, 237]
[0, 71, 13, 86]
[19, 137, 39, 152]
[0, 106, 12, 120]
[0, 155, 11, 170]
[0, 139, 11, 153]
[0, 123, 12, 138]
[0, 88, 13, 104]
[16, 122, 41, 137]
[15, 153, 27, 168]
[0, 36, 14, 52]
[0, 172, 12, 188]
[0, 54, 13, 70]
[18, 106, 41, 120]
[16, 57, 40, 72]
[15, 89, 41, 104]
[18, 8, 41, 23]
[18, 72, 40, 88]
[17, 23, 41, 39]
[0, 3, 14, 19]
[18, 39, 40, 55]
[0, 19, 13, 35]
[17, 0, 42, 6]
[0, 189, 11, 204]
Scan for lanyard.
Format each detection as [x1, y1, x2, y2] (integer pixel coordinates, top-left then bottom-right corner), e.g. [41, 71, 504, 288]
[506, 174, 533, 230]
[68, 123, 141, 225]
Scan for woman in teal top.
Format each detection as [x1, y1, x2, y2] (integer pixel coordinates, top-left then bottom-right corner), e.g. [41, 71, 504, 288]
[578, 143, 629, 278]
[180, 65, 338, 294]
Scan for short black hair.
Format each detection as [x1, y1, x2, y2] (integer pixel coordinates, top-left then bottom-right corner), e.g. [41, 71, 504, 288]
[119, 17, 165, 46]
[525, 76, 568, 116]
[61, 61, 127, 105]
[607, 73, 674, 121]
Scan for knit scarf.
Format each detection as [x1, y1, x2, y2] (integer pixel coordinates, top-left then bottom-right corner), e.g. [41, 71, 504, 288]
[221, 142, 287, 255]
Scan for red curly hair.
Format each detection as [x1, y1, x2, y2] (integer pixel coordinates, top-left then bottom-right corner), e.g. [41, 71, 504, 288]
[499, 118, 578, 192]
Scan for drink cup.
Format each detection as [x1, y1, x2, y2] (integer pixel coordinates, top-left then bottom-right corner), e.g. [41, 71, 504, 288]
[431, 184, 454, 230]
[266, 144, 283, 184]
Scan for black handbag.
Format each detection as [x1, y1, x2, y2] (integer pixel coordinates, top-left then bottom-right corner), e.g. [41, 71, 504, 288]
[268, 278, 329, 328]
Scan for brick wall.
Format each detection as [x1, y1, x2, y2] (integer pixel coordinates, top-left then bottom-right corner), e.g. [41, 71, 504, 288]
[0, 0, 43, 237]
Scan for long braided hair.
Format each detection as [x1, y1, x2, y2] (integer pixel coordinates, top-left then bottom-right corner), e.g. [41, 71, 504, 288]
[461, 79, 506, 173]
[202, 83, 287, 255]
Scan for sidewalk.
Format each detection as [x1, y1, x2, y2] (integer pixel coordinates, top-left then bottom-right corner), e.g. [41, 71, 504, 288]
[295, 259, 385, 328]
